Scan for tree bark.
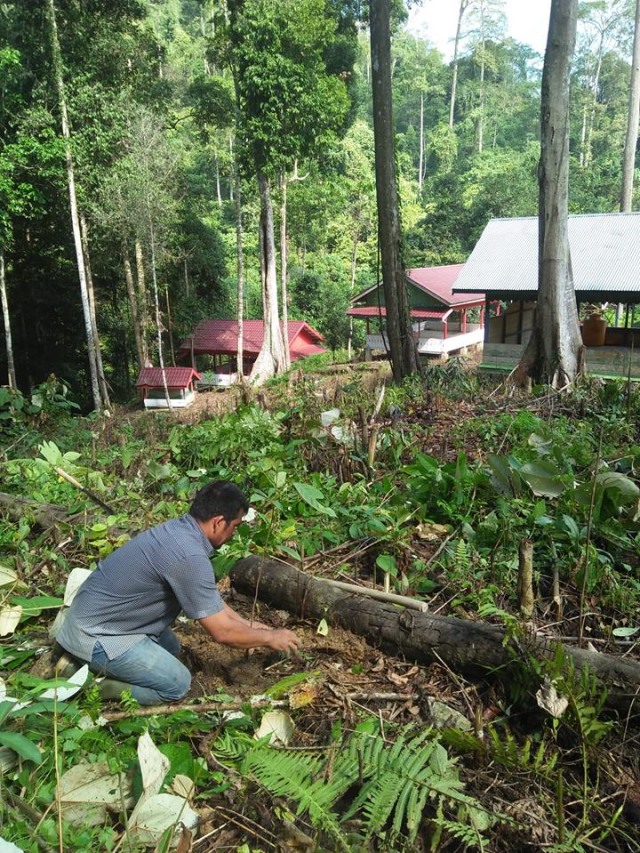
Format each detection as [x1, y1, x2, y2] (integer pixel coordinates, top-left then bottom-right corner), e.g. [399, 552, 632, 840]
[122, 244, 145, 370]
[135, 239, 150, 366]
[516, 0, 584, 389]
[0, 253, 17, 389]
[418, 93, 425, 191]
[46, 0, 103, 412]
[250, 171, 287, 385]
[279, 171, 291, 371]
[621, 0, 640, 211]
[369, 0, 419, 384]
[148, 220, 172, 409]
[449, 0, 470, 128]
[230, 70, 245, 382]
[80, 215, 110, 409]
[230, 557, 640, 711]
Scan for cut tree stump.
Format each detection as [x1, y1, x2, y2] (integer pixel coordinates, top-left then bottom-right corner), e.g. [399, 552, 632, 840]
[230, 556, 640, 715]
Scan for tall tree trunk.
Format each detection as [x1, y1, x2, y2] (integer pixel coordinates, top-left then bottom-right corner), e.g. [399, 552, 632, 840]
[232, 71, 245, 382]
[250, 171, 287, 385]
[584, 30, 605, 169]
[235, 167, 245, 381]
[370, 0, 419, 383]
[621, 0, 640, 211]
[215, 153, 223, 208]
[135, 239, 150, 365]
[279, 171, 291, 370]
[517, 0, 583, 389]
[418, 93, 425, 191]
[122, 244, 145, 370]
[477, 37, 486, 153]
[80, 215, 110, 409]
[347, 232, 358, 360]
[148, 221, 172, 409]
[579, 102, 589, 168]
[0, 253, 17, 389]
[449, 0, 469, 127]
[46, 0, 103, 411]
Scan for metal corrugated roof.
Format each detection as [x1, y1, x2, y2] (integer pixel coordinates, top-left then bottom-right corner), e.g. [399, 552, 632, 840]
[454, 213, 640, 298]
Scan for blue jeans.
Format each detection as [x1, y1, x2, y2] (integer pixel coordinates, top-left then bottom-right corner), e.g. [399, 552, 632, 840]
[90, 628, 191, 706]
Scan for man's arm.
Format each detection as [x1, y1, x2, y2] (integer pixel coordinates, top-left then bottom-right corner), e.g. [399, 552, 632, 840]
[199, 606, 300, 652]
[221, 602, 271, 631]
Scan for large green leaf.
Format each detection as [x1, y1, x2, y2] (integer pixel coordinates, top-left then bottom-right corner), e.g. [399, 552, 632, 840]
[293, 482, 336, 517]
[595, 471, 639, 505]
[11, 595, 63, 618]
[574, 471, 640, 517]
[486, 454, 520, 497]
[519, 460, 567, 497]
[0, 731, 42, 764]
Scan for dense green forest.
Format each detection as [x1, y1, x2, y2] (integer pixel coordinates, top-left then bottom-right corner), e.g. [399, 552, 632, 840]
[1, 0, 638, 408]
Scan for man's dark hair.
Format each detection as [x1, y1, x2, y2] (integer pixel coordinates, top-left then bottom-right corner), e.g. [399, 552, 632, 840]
[189, 480, 249, 522]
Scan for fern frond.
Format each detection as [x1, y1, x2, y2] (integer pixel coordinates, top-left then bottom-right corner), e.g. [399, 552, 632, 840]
[242, 747, 353, 852]
[432, 816, 487, 851]
[213, 729, 256, 764]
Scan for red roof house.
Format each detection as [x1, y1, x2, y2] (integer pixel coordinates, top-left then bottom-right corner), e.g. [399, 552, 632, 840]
[178, 320, 326, 385]
[136, 366, 201, 409]
[347, 264, 487, 358]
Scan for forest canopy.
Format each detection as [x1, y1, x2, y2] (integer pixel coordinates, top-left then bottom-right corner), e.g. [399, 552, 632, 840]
[0, 0, 638, 407]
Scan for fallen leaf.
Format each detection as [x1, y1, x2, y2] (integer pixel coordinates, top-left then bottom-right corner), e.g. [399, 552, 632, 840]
[40, 665, 89, 702]
[426, 698, 472, 731]
[372, 657, 385, 672]
[289, 682, 320, 709]
[255, 710, 295, 746]
[316, 618, 329, 636]
[129, 793, 198, 847]
[57, 761, 134, 826]
[138, 732, 170, 797]
[63, 568, 93, 606]
[169, 774, 195, 800]
[415, 522, 450, 541]
[535, 680, 568, 719]
[0, 606, 22, 638]
[128, 732, 172, 829]
[0, 566, 19, 587]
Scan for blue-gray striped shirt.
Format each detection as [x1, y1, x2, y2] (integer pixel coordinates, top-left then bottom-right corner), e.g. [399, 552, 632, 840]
[57, 513, 223, 661]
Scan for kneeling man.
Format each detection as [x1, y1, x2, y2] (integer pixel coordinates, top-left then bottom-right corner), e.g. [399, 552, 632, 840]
[56, 480, 299, 705]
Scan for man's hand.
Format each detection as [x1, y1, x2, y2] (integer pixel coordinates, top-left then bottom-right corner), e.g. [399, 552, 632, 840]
[200, 609, 300, 652]
[267, 628, 300, 652]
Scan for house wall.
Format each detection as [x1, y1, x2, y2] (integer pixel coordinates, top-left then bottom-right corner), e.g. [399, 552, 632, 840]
[487, 301, 535, 344]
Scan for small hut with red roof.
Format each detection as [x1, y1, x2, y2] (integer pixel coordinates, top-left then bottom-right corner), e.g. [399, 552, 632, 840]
[136, 366, 201, 409]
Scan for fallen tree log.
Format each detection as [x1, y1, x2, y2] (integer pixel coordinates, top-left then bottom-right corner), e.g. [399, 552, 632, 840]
[230, 557, 640, 714]
[0, 492, 70, 530]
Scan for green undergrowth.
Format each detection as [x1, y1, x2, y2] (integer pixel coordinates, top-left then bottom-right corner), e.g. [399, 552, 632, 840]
[1, 369, 640, 849]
